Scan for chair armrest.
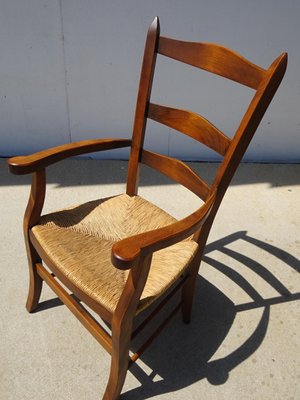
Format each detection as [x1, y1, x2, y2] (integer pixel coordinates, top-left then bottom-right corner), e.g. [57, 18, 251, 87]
[112, 191, 216, 270]
[7, 138, 132, 175]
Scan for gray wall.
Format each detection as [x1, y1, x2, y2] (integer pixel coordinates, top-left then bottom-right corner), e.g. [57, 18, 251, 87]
[0, 0, 299, 162]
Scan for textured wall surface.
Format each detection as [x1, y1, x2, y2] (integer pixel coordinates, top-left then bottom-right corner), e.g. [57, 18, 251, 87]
[0, 0, 299, 161]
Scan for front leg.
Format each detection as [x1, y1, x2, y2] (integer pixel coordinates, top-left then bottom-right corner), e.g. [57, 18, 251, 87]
[23, 170, 46, 312]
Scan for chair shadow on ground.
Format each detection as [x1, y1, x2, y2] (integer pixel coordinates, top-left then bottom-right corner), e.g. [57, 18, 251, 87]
[36, 230, 300, 399]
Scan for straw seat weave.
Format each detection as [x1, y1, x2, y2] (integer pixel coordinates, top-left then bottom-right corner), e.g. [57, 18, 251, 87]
[31, 194, 198, 314]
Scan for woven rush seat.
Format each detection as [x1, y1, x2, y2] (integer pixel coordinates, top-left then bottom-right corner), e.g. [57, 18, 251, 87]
[31, 193, 198, 314]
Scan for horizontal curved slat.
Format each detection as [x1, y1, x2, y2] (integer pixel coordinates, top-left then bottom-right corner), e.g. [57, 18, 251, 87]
[141, 149, 210, 201]
[148, 103, 230, 156]
[158, 36, 266, 89]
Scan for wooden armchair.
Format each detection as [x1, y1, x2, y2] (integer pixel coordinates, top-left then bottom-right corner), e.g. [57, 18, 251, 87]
[7, 17, 287, 400]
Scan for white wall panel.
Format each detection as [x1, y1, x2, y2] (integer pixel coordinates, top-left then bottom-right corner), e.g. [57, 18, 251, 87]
[0, 0, 70, 156]
[1, 0, 299, 161]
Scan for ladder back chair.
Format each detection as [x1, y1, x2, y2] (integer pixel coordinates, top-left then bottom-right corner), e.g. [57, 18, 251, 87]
[8, 17, 287, 400]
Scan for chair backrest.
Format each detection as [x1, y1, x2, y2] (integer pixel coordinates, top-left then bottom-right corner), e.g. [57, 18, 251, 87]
[126, 17, 287, 243]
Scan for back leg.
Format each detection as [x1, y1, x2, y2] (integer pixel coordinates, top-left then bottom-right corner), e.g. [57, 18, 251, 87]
[181, 250, 202, 323]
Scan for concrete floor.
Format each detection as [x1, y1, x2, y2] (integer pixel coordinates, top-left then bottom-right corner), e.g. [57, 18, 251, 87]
[0, 158, 299, 400]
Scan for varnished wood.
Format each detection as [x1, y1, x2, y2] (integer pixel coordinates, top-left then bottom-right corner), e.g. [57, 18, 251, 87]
[24, 170, 46, 228]
[8, 138, 131, 175]
[187, 53, 288, 326]
[104, 254, 153, 399]
[141, 149, 210, 200]
[112, 190, 215, 270]
[36, 263, 113, 354]
[158, 36, 267, 89]
[181, 247, 204, 323]
[7, 16, 287, 400]
[126, 17, 160, 196]
[23, 170, 46, 312]
[148, 102, 231, 155]
[211, 52, 288, 192]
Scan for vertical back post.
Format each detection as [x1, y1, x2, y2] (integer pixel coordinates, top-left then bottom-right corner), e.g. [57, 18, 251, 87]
[126, 17, 160, 196]
[194, 52, 287, 247]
